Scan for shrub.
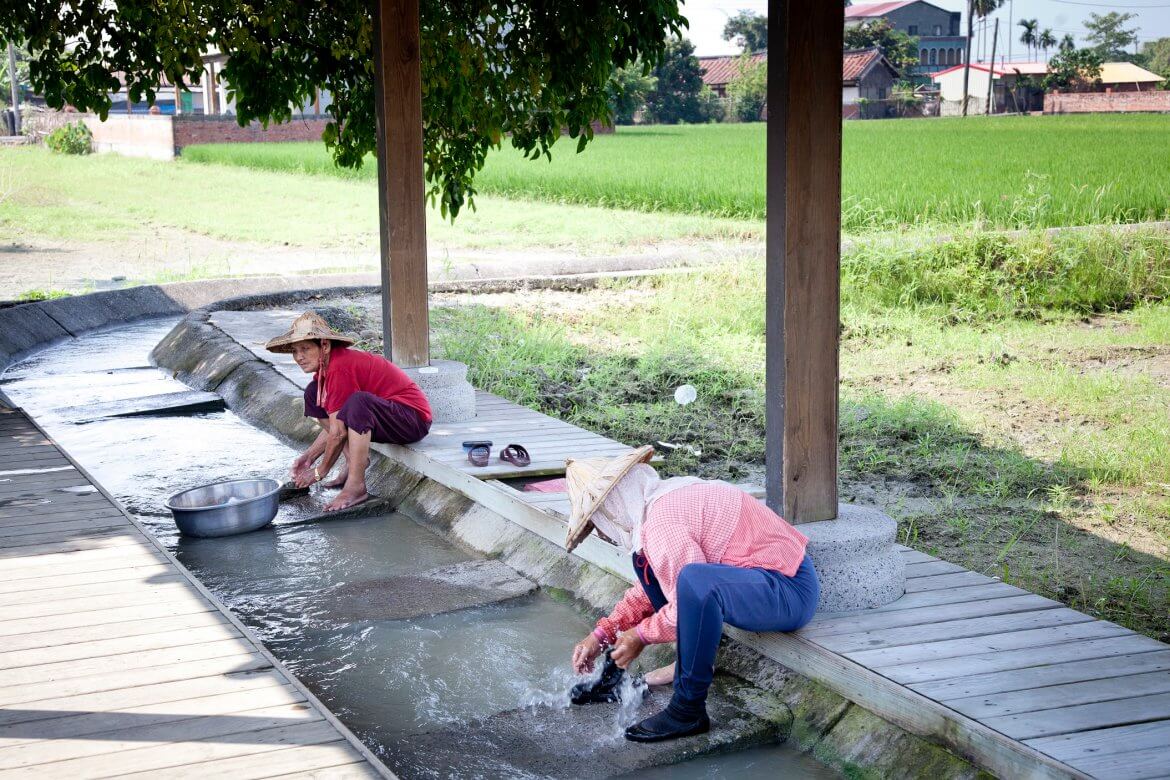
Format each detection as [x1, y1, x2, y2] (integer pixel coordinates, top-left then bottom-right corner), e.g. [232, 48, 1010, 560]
[46, 121, 93, 155]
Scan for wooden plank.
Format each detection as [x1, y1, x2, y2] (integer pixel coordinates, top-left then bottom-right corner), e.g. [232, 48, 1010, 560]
[0, 652, 271, 708]
[0, 678, 301, 745]
[1067, 744, 1170, 780]
[0, 581, 196, 621]
[0, 596, 219, 640]
[1, 610, 233, 653]
[822, 608, 1094, 655]
[905, 571, 998, 592]
[0, 701, 317, 770]
[83, 720, 346, 778]
[946, 670, 1170, 720]
[0, 526, 137, 552]
[849, 619, 1133, 669]
[983, 692, 1170, 741]
[0, 623, 241, 671]
[0, 562, 172, 595]
[117, 738, 365, 780]
[272, 763, 382, 779]
[1025, 720, 1170, 764]
[867, 582, 1030, 613]
[0, 544, 165, 575]
[0, 571, 185, 608]
[0, 516, 127, 538]
[913, 648, 1170, 700]
[905, 559, 968, 578]
[803, 594, 1061, 638]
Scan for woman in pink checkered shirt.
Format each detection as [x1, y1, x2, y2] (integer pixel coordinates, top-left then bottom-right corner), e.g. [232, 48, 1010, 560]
[565, 448, 820, 743]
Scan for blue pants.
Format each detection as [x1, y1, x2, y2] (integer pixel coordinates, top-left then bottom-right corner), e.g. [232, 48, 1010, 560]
[637, 554, 820, 707]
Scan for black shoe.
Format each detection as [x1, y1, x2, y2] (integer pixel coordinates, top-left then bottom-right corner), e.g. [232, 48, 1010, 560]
[570, 652, 625, 705]
[624, 706, 710, 743]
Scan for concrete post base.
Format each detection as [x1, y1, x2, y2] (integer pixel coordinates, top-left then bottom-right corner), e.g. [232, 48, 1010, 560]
[801, 504, 905, 614]
[406, 359, 476, 422]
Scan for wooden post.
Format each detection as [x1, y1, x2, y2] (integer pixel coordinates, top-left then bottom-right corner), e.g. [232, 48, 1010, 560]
[372, 0, 429, 368]
[205, 65, 217, 115]
[986, 19, 999, 115]
[765, 0, 842, 523]
[6, 42, 20, 135]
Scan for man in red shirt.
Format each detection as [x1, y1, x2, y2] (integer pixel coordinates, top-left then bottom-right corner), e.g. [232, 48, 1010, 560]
[266, 312, 432, 511]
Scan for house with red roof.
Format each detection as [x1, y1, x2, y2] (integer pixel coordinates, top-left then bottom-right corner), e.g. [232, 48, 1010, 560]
[698, 48, 900, 121]
[846, 1, 966, 82]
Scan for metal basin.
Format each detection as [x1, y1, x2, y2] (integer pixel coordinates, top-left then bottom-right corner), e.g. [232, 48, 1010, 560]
[166, 478, 280, 538]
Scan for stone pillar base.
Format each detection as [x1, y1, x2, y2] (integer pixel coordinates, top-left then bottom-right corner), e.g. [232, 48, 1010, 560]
[802, 504, 905, 614]
[406, 360, 476, 422]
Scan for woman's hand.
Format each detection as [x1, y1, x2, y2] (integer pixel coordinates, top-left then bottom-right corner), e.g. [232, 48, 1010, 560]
[572, 633, 602, 674]
[610, 630, 645, 669]
[290, 451, 313, 479]
[292, 466, 318, 489]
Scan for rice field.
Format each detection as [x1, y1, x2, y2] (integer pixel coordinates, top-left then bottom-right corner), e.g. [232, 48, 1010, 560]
[182, 114, 1170, 232]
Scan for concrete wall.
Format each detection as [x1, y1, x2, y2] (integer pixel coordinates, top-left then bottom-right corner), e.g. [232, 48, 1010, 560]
[1046, 89, 1170, 114]
[82, 114, 175, 160]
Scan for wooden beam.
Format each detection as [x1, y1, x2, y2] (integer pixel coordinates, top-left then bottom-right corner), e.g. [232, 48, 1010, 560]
[765, 0, 843, 522]
[372, 0, 430, 368]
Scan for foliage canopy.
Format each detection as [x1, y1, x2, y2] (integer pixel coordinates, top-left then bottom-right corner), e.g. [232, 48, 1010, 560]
[722, 12, 768, 54]
[843, 20, 918, 75]
[1, 1, 685, 217]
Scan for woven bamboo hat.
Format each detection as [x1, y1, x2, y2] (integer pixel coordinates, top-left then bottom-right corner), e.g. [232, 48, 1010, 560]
[564, 445, 655, 552]
[265, 312, 356, 354]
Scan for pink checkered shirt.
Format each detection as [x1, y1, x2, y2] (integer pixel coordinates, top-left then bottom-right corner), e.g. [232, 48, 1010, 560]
[594, 483, 809, 646]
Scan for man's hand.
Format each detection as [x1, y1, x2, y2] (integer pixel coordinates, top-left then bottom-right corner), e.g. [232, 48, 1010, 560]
[610, 630, 645, 669]
[572, 633, 602, 675]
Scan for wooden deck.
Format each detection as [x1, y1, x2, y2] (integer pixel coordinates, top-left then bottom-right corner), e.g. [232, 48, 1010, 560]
[0, 407, 392, 779]
[488, 484, 1170, 780]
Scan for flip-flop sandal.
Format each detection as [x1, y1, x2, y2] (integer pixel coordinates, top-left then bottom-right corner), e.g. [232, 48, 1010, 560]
[462, 440, 492, 452]
[500, 444, 531, 467]
[467, 443, 491, 467]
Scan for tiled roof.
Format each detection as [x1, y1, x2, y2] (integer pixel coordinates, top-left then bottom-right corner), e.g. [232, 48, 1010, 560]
[700, 48, 894, 89]
[698, 53, 767, 88]
[932, 61, 1164, 84]
[845, 1, 916, 19]
[842, 48, 884, 84]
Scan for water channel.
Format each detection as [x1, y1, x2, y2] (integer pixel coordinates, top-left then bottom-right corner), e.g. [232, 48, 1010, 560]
[2, 317, 838, 778]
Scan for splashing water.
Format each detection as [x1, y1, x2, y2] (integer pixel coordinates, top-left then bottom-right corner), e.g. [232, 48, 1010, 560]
[612, 673, 650, 739]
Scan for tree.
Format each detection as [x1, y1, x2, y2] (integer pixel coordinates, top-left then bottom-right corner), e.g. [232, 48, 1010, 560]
[1084, 12, 1140, 61]
[608, 63, 656, 125]
[1018, 18, 1038, 59]
[644, 37, 714, 124]
[962, 0, 1004, 116]
[1044, 48, 1104, 92]
[1059, 34, 1077, 53]
[727, 54, 767, 122]
[1, 1, 685, 218]
[843, 19, 919, 75]
[1039, 29, 1057, 60]
[1141, 37, 1170, 83]
[0, 41, 28, 108]
[723, 11, 768, 53]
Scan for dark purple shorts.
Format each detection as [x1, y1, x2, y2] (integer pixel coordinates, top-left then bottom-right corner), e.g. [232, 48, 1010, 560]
[304, 381, 430, 445]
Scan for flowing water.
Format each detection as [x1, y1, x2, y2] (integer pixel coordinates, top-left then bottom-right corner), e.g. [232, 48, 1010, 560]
[3, 317, 837, 779]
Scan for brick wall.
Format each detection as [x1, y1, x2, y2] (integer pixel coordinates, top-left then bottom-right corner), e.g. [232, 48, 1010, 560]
[1045, 90, 1170, 114]
[173, 116, 330, 150]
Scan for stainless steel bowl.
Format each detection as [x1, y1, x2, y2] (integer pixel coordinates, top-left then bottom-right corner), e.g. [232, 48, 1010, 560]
[166, 478, 280, 538]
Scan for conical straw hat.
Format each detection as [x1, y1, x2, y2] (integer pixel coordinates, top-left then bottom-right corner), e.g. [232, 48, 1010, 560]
[565, 445, 655, 552]
[265, 311, 356, 354]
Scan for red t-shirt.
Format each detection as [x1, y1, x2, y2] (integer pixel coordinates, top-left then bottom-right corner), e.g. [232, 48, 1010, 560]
[318, 346, 433, 423]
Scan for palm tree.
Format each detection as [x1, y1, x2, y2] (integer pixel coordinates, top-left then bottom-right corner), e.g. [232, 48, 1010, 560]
[1039, 29, 1057, 60]
[1018, 18, 1038, 59]
[1059, 34, 1076, 52]
[962, 0, 1005, 116]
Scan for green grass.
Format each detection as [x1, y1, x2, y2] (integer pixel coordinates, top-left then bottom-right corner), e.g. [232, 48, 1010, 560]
[184, 115, 1170, 231]
[0, 146, 757, 250]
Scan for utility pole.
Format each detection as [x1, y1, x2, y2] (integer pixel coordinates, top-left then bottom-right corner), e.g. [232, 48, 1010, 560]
[6, 41, 20, 135]
[986, 18, 999, 115]
[961, 0, 975, 116]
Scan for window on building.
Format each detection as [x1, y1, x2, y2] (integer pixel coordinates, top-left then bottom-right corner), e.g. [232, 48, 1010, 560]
[929, 49, 937, 65]
[947, 49, 956, 65]
[957, 49, 963, 64]
[877, 87, 887, 100]
[908, 25, 919, 35]
[933, 25, 942, 35]
[920, 49, 928, 65]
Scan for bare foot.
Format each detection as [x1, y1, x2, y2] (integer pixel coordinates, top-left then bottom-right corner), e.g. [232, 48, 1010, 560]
[644, 662, 675, 687]
[323, 469, 348, 489]
[324, 487, 368, 512]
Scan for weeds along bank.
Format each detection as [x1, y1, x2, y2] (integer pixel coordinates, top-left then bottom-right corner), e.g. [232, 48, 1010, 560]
[181, 114, 1170, 231]
[388, 228, 1166, 642]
